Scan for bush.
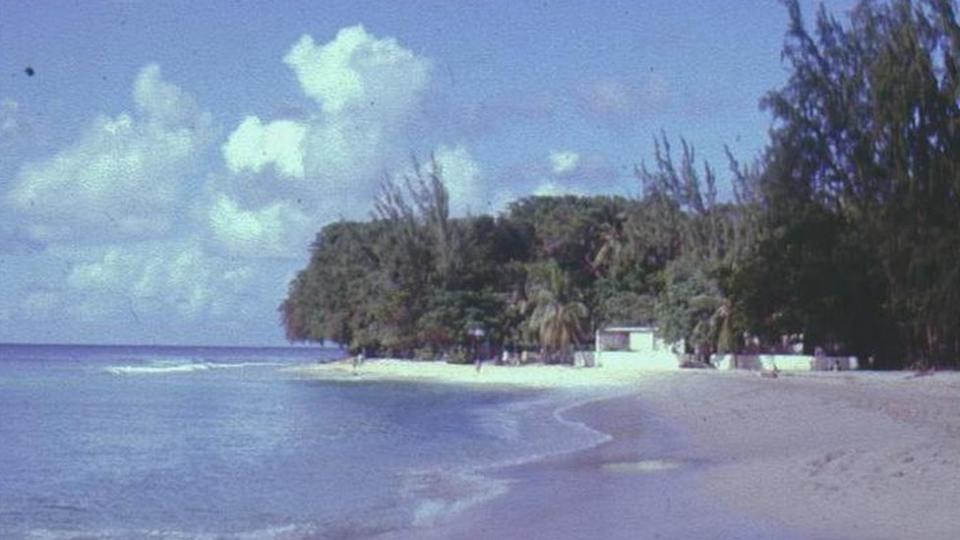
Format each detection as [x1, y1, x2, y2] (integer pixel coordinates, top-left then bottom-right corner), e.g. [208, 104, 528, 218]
[413, 347, 437, 361]
[446, 348, 471, 364]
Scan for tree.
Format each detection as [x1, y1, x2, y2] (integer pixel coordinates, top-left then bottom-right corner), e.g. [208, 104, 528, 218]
[282, 0, 960, 369]
[525, 261, 589, 363]
[731, 204, 889, 358]
[756, 0, 960, 367]
[654, 255, 725, 356]
[635, 133, 751, 354]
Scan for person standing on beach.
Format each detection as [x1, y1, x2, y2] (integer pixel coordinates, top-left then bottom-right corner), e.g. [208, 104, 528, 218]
[352, 350, 365, 375]
[475, 354, 482, 374]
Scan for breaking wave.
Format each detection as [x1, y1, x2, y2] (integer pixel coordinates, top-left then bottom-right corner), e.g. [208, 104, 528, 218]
[104, 360, 280, 375]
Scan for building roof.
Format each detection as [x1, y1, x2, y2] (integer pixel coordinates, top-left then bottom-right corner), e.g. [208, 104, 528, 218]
[600, 326, 655, 333]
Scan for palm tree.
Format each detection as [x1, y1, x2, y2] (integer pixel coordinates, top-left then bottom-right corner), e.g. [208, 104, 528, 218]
[589, 221, 625, 277]
[526, 262, 589, 363]
[689, 293, 733, 361]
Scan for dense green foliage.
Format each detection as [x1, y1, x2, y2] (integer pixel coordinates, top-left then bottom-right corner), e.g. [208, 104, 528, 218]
[281, 160, 678, 360]
[736, 0, 960, 368]
[282, 0, 960, 368]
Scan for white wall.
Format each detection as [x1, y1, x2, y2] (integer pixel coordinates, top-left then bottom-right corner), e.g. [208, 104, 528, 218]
[626, 331, 648, 352]
[596, 350, 679, 371]
[713, 354, 859, 371]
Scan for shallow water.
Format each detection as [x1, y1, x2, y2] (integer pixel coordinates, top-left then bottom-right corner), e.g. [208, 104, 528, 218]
[0, 344, 587, 539]
[401, 394, 832, 540]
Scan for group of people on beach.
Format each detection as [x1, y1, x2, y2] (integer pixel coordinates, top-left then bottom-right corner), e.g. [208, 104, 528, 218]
[475, 349, 529, 373]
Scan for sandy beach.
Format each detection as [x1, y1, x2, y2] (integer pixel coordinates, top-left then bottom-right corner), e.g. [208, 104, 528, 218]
[296, 360, 960, 539]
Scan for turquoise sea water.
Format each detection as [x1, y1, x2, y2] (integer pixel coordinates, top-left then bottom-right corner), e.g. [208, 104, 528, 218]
[0, 344, 592, 539]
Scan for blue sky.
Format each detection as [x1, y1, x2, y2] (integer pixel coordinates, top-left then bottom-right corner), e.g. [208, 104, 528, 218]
[0, 0, 857, 346]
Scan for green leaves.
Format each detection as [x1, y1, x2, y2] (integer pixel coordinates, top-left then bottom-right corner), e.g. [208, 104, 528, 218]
[525, 261, 589, 362]
[750, 0, 960, 366]
[279, 0, 960, 368]
[654, 256, 724, 352]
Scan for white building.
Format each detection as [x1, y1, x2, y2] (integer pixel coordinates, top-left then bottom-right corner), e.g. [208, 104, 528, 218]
[712, 353, 858, 371]
[594, 326, 681, 370]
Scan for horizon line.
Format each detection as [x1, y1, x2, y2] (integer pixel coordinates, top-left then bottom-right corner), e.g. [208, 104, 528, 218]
[0, 341, 336, 349]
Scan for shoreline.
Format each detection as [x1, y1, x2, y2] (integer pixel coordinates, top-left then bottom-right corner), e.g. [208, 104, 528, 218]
[297, 360, 960, 539]
[394, 389, 814, 540]
[291, 358, 638, 388]
[392, 389, 623, 534]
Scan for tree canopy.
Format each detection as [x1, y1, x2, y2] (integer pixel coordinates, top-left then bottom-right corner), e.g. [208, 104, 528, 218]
[281, 0, 960, 369]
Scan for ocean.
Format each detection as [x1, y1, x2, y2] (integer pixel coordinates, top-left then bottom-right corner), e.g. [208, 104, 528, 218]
[0, 344, 600, 539]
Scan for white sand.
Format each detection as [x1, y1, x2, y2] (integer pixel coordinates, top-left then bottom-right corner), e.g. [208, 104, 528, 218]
[293, 358, 635, 388]
[297, 359, 960, 539]
[658, 371, 960, 539]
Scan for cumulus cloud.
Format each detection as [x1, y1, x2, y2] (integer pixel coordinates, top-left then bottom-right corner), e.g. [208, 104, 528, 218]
[223, 117, 306, 178]
[549, 150, 580, 175]
[6, 64, 212, 244]
[215, 25, 433, 256]
[65, 241, 255, 320]
[207, 194, 313, 258]
[432, 144, 485, 216]
[491, 152, 632, 205]
[222, 26, 430, 185]
[133, 64, 205, 127]
[386, 144, 490, 217]
[532, 180, 585, 197]
[283, 26, 431, 118]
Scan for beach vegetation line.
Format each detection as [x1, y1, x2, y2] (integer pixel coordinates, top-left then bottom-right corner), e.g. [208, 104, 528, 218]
[282, 0, 960, 370]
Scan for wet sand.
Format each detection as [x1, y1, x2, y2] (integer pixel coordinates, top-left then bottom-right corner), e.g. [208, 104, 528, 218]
[389, 391, 816, 540]
[299, 361, 960, 539]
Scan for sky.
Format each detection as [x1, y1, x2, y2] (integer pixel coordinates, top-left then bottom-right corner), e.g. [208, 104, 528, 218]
[0, 0, 858, 346]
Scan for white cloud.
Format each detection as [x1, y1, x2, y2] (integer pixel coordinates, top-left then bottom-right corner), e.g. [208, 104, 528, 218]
[549, 150, 580, 175]
[237, 29, 428, 183]
[133, 64, 204, 128]
[386, 144, 490, 217]
[285, 24, 432, 188]
[6, 64, 212, 244]
[64, 241, 255, 320]
[68, 249, 124, 289]
[298, 113, 389, 193]
[217, 26, 434, 251]
[222, 116, 306, 178]
[432, 144, 484, 216]
[207, 194, 313, 258]
[532, 179, 585, 198]
[284, 26, 431, 117]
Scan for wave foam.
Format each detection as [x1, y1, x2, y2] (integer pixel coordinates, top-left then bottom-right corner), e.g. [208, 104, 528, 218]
[400, 389, 624, 531]
[105, 363, 210, 375]
[104, 361, 281, 375]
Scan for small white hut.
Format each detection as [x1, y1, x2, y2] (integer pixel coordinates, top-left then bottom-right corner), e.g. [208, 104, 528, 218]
[594, 326, 680, 370]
